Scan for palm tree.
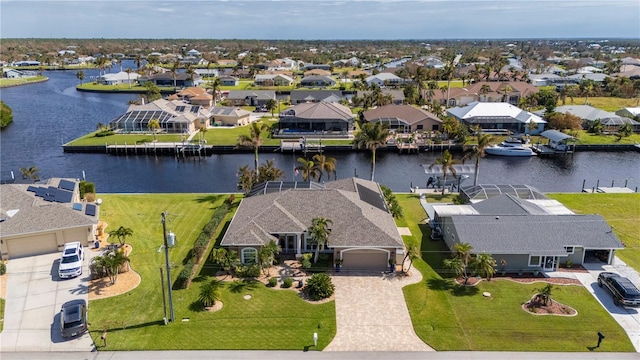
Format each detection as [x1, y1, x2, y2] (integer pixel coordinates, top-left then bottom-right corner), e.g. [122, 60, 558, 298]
[429, 150, 461, 195]
[353, 121, 390, 181]
[236, 165, 257, 195]
[258, 240, 281, 275]
[307, 217, 332, 263]
[618, 123, 633, 138]
[93, 250, 130, 285]
[443, 257, 465, 281]
[186, 65, 196, 85]
[265, 98, 278, 118]
[501, 84, 513, 103]
[479, 84, 491, 101]
[135, 55, 142, 70]
[108, 226, 133, 246]
[124, 68, 133, 89]
[206, 77, 222, 106]
[463, 132, 494, 186]
[580, 79, 598, 105]
[236, 122, 270, 176]
[401, 243, 420, 274]
[471, 253, 497, 280]
[148, 118, 160, 142]
[452, 242, 473, 283]
[257, 159, 285, 182]
[76, 70, 85, 85]
[171, 60, 180, 90]
[19, 165, 40, 182]
[198, 279, 223, 308]
[534, 284, 554, 306]
[295, 157, 320, 181]
[312, 153, 337, 181]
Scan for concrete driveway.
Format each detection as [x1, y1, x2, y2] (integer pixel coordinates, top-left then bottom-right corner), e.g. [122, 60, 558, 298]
[0, 252, 95, 352]
[572, 258, 640, 352]
[325, 268, 433, 352]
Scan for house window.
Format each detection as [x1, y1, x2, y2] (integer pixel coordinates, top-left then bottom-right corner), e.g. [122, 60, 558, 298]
[417, 125, 424, 130]
[564, 246, 574, 254]
[241, 248, 258, 264]
[448, 99, 456, 107]
[529, 255, 541, 267]
[451, 234, 456, 241]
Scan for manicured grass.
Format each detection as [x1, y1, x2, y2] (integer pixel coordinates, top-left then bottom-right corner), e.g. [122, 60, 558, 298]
[0, 76, 47, 87]
[569, 97, 639, 112]
[203, 120, 280, 146]
[395, 194, 635, 352]
[66, 132, 187, 146]
[547, 193, 640, 271]
[88, 194, 335, 350]
[571, 130, 640, 145]
[77, 82, 175, 93]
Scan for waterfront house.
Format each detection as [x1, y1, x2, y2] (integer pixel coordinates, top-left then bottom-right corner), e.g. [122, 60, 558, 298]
[254, 74, 294, 87]
[194, 68, 219, 79]
[616, 107, 640, 119]
[304, 69, 332, 77]
[447, 102, 546, 135]
[0, 179, 98, 260]
[299, 75, 336, 88]
[108, 98, 208, 133]
[220, 178, 404, 270]
[365, 73, 406, 87]
[363, 104, 441, 133]
[166, 87, 213, 107]
[226, 90, 276, 107]
[433, 81, 539, 107]
[278, 102, 354, 136]
[97, 71, 141, 86]
[290, 90, 344, 104]
[138, 72, 203, 88]
[431, 185, 624, 273]
[219, 76, 239, 86]
[209, 106, 252, 127]
[536, 105, 640, 133]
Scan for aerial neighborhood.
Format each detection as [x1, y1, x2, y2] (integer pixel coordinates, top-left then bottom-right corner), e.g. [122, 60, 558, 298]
[1, 37, 639, 355]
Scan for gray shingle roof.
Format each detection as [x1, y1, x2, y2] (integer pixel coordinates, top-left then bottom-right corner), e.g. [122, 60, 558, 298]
[471, 194, 548, 215]
[0, 180, 98, 237]
[227, 90, 276, 100]
[280, 102, 354, 121]
[363, 105, 440, 125]
[290, 90, 343, 103]
[221, 178, 402, 248]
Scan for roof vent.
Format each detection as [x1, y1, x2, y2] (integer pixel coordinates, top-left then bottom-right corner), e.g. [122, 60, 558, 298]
[495, 216, 500, 220]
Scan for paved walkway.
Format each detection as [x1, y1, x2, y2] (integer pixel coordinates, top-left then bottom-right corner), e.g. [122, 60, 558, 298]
[324, 268, 433, 352]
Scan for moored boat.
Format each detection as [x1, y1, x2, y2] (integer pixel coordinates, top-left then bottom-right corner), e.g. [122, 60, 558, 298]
[485, 144, 535, 157]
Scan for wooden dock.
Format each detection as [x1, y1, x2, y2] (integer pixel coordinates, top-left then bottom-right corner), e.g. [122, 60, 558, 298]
[532, 144, 573, 155]
[280, 139, 326, 153]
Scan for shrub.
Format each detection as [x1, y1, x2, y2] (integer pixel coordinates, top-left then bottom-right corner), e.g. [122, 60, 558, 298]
[0, 262, 7, 275]
[236, 264, 260, 279]
[565, 260, 573, 268]
[268, 277, 278, 287]
[94, 130, 114, 137]
[227, 194, 235, 205]
[301, 253, 313, 269]
[282, 277, 293, 288]
[304, 273, 335, 301]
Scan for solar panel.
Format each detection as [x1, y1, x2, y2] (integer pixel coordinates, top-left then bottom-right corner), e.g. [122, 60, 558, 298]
[190, 106, 200, 113]
[72, 203, 83, 211]
[27, 186, 38, 193]
[85, 204, 96, 216]
[59, 179, 76, 191]
[175, 106, 186, 112]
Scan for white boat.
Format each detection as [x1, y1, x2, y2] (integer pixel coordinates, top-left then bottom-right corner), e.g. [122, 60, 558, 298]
[485, 144, 535, 157]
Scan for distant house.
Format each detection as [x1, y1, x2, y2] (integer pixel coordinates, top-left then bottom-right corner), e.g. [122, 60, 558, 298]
[254, 74, 294, 87]
[537, 105, 640, 132]
[2, 69, 30, 78]
[278, 102, 354, 135]
[166, 87, 213, 107]
[186, 49, 201, 57]
[209, 106, 252, 127]
[363, 105, 442, 133]
[303, 63, 332, 71]
[220, 76, 239, 86]
[108, 98, 209, 133]
[226, 90, 276, 107]
[13, 60, 40, 67]
[194, 69, 219, 79]
[220, 178, 404, 270]
[97, 71, 140, 85]
[0, 178, 99, 260]
[616, 107, 640, 119]
[138, 72, 202, 88]
[433, 81, 540, 107]
[290, 90, 344, 104]
[299, 75, 336, 88]
[447, 102, 546, 135]
[304, 69, 332, 77]
[431, 187, 624, 272]
[356, 89, 405, 105]
[365, 73, 406, 87]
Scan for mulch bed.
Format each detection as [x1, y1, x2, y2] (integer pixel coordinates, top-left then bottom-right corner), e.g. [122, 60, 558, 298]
[523, 296, 577, 316]
[455, 273, 582, 286]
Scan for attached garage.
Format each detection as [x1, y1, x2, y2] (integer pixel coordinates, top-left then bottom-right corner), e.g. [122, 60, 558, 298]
[341, 249, 389, 271]
[6, 234, 58, 259]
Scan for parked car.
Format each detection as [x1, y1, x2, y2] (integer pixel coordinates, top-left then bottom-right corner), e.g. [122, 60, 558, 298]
[58, 241, 84, 279]
[597, 272, 640, 307]
[60, 299, 88, 338]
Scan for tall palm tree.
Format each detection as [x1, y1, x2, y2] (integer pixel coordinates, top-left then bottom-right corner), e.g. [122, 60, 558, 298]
[265, 98, 278, 118]
[295, 157, 320, 181]
[148, 118, 160, 141]
[312, 154, 337, 181]
[171, 60, 180, 90]
[257, 159, 285, 182]
[353, 121, 390, 181]
[463, 132, 494, 186]
[307, 217, 332, 263]
[124, 68, 133, 89]
[107, 226, 133, 246]
[206, 77, 222, 106]
[236, 122, 270, 176]
[452, 242, 473, 283]
[429, 150, 461, 195]
[401, 243, 420, 274]
[76, 70, 85, 85]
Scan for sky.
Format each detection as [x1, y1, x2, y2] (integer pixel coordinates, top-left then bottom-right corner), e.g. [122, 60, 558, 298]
[1, 0, 639, 40]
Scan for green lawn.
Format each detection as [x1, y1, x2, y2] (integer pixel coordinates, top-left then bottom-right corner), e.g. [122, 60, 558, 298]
[0, 76, 47, 87]
[571, 130, 640, 145]
[67, 132, 186, 146]
[563, 97, 639, 112]
[77, 82, 175, 93]
[547, 193, 640, 271]
[396, 193, 635, 352]
[89, 194, 335, 350]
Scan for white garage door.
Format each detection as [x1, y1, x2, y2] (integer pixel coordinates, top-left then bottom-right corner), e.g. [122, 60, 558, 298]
[342, 250, 388, 271]
[7, 234, 58, 259]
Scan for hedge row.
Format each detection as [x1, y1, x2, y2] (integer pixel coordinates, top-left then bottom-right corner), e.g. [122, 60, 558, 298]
[175, 201, 230, 289]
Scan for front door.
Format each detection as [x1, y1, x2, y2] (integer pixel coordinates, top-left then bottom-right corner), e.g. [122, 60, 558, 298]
[543, 256, 557, 271]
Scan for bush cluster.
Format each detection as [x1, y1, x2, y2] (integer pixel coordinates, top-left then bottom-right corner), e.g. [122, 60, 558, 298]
[303, 273, 335, 301]
[268, 277, 278, 287]
[79, 181, 95, 199]
[235, 264, 260, 278]
[282, 277, 293, 288]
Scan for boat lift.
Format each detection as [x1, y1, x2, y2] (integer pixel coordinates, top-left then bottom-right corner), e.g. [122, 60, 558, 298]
[420, 164, 475, 190]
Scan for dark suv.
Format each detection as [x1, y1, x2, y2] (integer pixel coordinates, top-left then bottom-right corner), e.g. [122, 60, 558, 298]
[60, 300, 88, 338]
[597, 272, 640, 307]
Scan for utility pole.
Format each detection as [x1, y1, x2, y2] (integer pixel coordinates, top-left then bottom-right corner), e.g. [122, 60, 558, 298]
[161, 212, 175, 322]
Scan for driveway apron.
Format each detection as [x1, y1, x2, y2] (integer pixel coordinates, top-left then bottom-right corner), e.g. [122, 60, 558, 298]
[0, 253, 95, 352]
[325, 268, 433, 351]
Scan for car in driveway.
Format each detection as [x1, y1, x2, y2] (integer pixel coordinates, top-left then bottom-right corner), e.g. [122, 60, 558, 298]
[58, 241, 84, 279]
[598, 271, 640, 307]
[60, 299, 88, 338]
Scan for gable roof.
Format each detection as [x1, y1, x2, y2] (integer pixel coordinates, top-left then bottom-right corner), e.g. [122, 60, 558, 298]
[447, 102, 545, 124]
[435, 81, 539, 101]
[280, 102, 354, 121]
[545, 105, 621, 122]
[290, 90, 343, 103]
[363, 105, 441, 125]
[220, 178, 402, 248]
[227, 90, 276, 100]
[210, 106, 251, 117]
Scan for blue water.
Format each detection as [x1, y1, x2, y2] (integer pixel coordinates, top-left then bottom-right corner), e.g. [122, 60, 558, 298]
[1, 69, 639, 193]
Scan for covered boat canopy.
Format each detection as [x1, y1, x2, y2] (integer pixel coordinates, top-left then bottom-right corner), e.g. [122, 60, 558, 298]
[422, 164, 475, 176]
[539, 130, 576, 142]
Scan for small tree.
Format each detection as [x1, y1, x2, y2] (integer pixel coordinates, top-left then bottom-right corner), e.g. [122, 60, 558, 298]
[148, 118, 160, 142]
[471, 253, 497, 280]
[108, 226, 133, 246]
[304, 273, 335, 301]
[258, 240, 281, 276]
[401, 243, 420, 274]
[198, 279, 223, 308]
[443, 257, 465, 281]
[534, 283, 554, 306]
[307, 217, 332, 263]
[19, 166, 40, 183]
[93, 250, 130, 285]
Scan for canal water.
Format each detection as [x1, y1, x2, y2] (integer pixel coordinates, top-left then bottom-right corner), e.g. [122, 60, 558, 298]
[1, 68, 639, 193]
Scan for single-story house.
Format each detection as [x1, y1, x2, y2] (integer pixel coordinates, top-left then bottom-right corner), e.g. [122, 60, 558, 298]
[447, 102, 546, 135]
[138, 72, 202, 88]
[433, 81, 540, 107]
[3, 69, 35, 78]
[365, 73, 406, 87]
[304, 69, 332, 77]
[290, 90, 344, 104]
[220, 76, 239, 86]
[97, 71, 141, 86]
[254, 74, 294, 87]
[209, 106, 252, 127]
[167, 87, 213, 107]
[278, 102, 354, 135]
[431, 187, 624, 272]
[356, 89, 405, 105]
[108, 98, 208, 133]
[536, 105, 640, 132]
[616, 107, 640, 119]
[220, 178, 404, 270]
[194, 69, 219, 79]
[363, 104, 442, 133]
[226, 90, 276, 107]
[299, 75, 336, 88]
[303, 63, 332, 71]
[0, 179, 99, 260]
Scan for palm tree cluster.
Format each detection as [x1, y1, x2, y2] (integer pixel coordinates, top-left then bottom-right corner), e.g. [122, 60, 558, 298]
[350, 84, 394, 109]
[429, 150, 461, 195]
[92, 249, 130, 285]
[236, 159, 285, 195]
[443, 242, 496, 284]
[353, 122, 390, 181]
[294, 154, 337, 182]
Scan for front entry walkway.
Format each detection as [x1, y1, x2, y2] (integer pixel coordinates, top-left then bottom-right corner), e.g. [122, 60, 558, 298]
[324, 268, 434, 352]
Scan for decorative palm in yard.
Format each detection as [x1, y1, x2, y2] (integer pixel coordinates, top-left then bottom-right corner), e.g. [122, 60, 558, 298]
[312, 154, 337, 182]
[148, 118, 160, 142]
[307, 217, 332, 264]
[108, 226, 133, 246]
[237, 122, 270, 176]
[295, 157, 320, 181]
[198, 279, 223, 308]
[463, 131, 494, 186]
[93, 250, 130, 285]
[353, 121, 390, 181]
[471, 253, 497, 280]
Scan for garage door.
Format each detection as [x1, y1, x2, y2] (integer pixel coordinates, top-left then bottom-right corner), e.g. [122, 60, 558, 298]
[342, 250, 388, 271]
[7, 234, 58, 259]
